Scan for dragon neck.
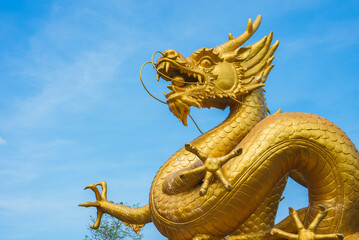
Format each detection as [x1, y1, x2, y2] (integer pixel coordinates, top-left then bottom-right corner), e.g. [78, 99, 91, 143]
[193, 88, 267, 156]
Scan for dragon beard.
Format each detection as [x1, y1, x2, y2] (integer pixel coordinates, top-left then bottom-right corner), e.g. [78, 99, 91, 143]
[166, 94, 201, 126]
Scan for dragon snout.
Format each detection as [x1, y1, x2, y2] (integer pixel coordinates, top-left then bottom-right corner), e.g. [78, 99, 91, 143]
[162, 49, 180, 59]
[157, 49, 187, 65]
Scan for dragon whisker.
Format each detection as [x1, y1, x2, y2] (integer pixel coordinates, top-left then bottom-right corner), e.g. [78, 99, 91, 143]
[139, 57, 203, 134]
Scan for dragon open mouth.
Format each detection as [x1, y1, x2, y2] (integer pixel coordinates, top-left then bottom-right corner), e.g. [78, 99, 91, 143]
[156, 59, 205, 96]
[155, 59, 204, 125]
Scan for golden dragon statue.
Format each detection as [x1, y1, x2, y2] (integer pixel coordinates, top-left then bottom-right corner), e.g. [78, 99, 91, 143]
[80, 15, 359, 240]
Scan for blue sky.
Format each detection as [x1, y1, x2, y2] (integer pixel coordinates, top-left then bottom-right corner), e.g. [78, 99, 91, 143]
[0, 1, 358, 239]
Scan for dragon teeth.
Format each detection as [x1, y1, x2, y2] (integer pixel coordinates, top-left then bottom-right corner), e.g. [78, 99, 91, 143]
[156, 73, 160, 81]
[157, 63, 164, 71]
[165, 62, 170, 73]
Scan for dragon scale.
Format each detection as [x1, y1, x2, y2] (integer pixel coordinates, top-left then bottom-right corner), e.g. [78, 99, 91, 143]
[150, 109, 359, 239]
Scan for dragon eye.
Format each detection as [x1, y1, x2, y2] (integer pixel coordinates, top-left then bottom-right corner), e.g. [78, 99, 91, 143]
[200, 58, 213, 68]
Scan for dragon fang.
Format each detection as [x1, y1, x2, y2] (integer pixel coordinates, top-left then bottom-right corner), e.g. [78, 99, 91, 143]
[80, 15, 359, 240]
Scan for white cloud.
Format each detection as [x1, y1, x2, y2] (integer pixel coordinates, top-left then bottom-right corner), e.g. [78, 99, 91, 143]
[0, 136, 6, 144]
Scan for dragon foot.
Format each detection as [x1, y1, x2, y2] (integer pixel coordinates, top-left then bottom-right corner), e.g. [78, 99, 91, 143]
[180, 143, 242, 196]
[79, 181, 109, 229]
[270, 206, 344, 240]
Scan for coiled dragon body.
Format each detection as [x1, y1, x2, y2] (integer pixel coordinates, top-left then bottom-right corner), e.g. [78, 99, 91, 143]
[80, 15, 359, 240]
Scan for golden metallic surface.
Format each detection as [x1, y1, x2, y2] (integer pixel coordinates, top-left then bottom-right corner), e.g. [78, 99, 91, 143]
[80, 15, 359, 240]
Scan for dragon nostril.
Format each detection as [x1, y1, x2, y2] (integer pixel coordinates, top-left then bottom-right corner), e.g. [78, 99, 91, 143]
[164, 50, 178, 59]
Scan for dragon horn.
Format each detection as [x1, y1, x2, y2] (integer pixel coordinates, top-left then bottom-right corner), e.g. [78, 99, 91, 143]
[214, 15, 262, 53]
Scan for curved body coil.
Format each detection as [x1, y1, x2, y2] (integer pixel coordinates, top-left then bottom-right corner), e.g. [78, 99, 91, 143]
[149, 112, 359, 239]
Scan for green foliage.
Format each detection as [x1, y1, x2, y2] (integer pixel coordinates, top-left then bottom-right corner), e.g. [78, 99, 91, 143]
[84, 203, 143, 240]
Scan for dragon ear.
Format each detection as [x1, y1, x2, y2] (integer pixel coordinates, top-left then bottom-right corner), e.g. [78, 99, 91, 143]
[234, 47, 251, 60]
[224, 47, 251, 62]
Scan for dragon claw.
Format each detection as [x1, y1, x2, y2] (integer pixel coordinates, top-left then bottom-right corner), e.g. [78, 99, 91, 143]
[183, 143, 242, 195]
[78, 201, 101, 207]
[79, 181, 109, 229]
[84, 184, 102, 200]
[271, 206, 344, 240]
[90, 210, 104, 229]
[96, 181, 107, 199]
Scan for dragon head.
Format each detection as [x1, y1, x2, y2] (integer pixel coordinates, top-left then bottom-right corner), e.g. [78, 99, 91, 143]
[155, 15, 279, 126]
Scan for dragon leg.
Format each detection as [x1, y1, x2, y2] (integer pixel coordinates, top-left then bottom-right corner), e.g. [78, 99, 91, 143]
[271, 206, 344, 240]
[79, 181, 151, 234]
[181, 143, 242, 196]
[181, 145, 289, 240]
[194, 205, 345, 240]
